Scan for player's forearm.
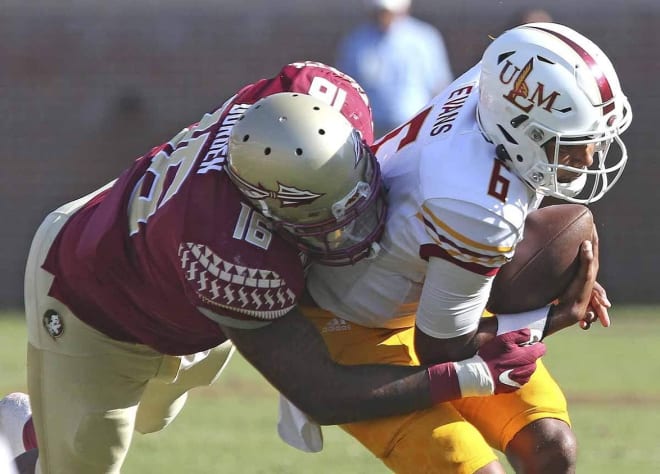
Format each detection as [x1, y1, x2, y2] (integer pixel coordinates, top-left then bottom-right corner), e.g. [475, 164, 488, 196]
[306, 329, 546, 424]
[292, 364, 439, 425]
[541, 304, 576, 337]
[415, 318, 497, 365]
[245, 341, 469, 425]
[474, 316, 498, 347]
[224, 312, 543, 425]
[220, 310, 462, 425]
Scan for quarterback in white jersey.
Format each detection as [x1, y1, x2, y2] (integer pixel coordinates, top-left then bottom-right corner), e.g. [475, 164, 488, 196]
[302, 23, 631, 473]
[309, 63, 539, 338]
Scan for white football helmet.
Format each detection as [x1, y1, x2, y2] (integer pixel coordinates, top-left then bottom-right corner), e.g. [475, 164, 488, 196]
[477, 22, 632, 203]
[226, 92, 387, 265]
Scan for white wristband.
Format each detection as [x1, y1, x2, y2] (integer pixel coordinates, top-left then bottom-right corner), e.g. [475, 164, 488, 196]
[452, 355, 494, 397]
[496, 305, 551, 341]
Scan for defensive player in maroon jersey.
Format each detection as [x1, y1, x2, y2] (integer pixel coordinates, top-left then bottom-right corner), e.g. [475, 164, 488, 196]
[9, 62, 553, 473]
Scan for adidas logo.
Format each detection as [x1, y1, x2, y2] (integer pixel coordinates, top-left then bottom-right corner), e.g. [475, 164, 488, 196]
[322, 317, 351, 333]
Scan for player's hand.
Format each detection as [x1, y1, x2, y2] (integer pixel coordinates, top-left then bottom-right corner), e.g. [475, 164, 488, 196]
[580, 280, 611, 330]
[545, 237, 599, 336]
[578, 225, 610, 330]
[452, 328, 546, 396]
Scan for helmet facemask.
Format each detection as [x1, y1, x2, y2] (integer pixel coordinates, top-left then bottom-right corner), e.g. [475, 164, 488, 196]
[276, 141, 387, 265]
[532, 127, 629, 203]
[485, 113, 631, 203]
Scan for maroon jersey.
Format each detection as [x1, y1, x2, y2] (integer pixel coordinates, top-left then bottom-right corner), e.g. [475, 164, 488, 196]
[42, 62, 373, 355]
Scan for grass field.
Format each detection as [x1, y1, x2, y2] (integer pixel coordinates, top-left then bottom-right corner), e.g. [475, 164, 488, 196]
[1, 307, 659, 473]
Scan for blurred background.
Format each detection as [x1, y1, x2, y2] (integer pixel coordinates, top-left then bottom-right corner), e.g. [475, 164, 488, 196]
[1, 0, 658, 309]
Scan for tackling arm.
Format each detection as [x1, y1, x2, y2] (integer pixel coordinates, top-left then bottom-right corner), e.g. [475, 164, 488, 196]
[218, 305, 544, 425]
[219, 307, 434, 425]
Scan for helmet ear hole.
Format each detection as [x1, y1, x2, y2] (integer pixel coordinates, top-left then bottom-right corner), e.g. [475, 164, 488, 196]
[495, 144, 511, 161]
[497, 51, 515, 63]
[510, 115, 528, 128]
[295, 148, 303, 156]
[264, 147, 271, 155]
[318, 129, 326, 135]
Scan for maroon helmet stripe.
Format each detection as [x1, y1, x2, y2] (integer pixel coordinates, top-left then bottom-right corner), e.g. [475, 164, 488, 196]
[529, 26, 615, 114]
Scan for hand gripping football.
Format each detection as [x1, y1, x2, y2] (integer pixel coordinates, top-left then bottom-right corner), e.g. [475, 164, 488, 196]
[487, 204, 595, 314]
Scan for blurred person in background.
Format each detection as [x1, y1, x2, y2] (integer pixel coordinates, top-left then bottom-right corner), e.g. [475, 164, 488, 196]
[4, 61, 546, 474]
[336, 0, 453, 136]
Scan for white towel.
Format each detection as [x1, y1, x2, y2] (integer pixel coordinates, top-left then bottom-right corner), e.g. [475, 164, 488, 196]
[277, 394, 324, 452]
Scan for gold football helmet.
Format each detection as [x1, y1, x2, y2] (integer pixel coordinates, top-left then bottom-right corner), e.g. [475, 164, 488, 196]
[226, 92, 386, 265]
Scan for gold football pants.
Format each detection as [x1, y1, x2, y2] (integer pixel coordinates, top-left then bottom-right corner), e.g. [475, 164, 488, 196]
[301, 305, 570, 474]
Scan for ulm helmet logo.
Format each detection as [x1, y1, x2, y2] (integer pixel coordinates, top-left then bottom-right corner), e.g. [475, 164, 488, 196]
[499, 57, 561, 114]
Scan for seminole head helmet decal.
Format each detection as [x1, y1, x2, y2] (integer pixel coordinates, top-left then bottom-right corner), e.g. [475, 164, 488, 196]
[228, 171, 324, 208]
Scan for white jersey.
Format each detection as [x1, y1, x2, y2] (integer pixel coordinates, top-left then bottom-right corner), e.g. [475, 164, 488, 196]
[307, 65, 541, 336]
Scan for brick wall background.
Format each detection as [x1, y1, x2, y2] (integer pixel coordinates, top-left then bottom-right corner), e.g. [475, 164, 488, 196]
[1, 0, 658, 307]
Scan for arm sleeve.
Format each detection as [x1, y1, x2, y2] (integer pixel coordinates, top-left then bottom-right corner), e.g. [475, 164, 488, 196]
[416, 256, 493, 339]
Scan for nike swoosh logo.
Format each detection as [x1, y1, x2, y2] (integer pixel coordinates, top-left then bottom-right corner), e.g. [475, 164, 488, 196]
[498, 369, 522, 388]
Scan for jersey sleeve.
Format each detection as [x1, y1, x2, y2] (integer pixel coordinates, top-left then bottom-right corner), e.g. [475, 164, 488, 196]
[415, 255, 492, 338]
[418, 197, 525, 276]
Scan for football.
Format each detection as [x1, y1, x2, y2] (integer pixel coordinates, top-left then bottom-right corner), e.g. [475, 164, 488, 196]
[486, 204, 595, 314]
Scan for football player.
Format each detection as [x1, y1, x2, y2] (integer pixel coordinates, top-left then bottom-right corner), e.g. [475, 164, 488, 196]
[13, 61, 548, 473]
[301, 23, 632, 473]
